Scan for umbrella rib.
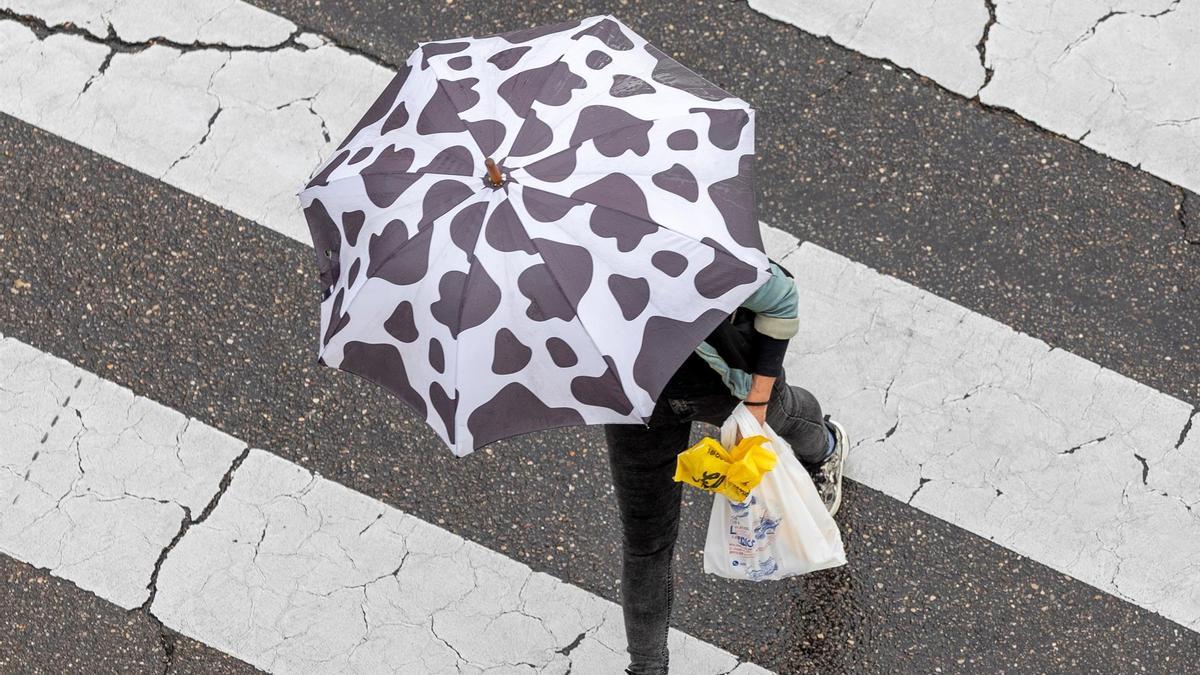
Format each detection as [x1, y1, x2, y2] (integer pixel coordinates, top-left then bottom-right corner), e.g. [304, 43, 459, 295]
[518, 217, 636, 414]
[309, 167, 477, 193]
[426, 52, 499, 162]
[447, 194, 506, 443]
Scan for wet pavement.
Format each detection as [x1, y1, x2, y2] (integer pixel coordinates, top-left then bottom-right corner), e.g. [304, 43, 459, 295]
[3, 110, 1198, 673]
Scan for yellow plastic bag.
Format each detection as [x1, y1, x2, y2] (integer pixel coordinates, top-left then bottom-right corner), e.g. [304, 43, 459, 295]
[673, 434, 778, 503]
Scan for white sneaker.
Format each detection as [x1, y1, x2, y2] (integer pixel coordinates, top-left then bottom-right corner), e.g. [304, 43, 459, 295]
[810, 418, 847, 517]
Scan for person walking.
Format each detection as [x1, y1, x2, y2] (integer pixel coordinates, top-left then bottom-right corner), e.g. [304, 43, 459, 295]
[604, 257, 848, 675]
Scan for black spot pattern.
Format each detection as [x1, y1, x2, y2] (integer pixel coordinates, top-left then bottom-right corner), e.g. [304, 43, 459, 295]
[569, 106, 652, 157]
[519, 238, 593, 321]
[651, 163, 699, 202]
[586, 50, 612, 69]
[521, 149, 577, 182]
[418, 180, 475, 230]
[441, 77, 481, 111]
[429, 261, 502, 338]
[573, 174, 658, 252]
[692, 251, 759, 299]
[651, 250, 688, 277]
[588, 206, 658, 252]
[498, 62, 586, 116]
[608, 274, 650, 320]
[368, 224, 428, 286]
[417, 86, 469, 134]
[610, 74, 655, 97]
[518, 263, 576, 322]
[417, 145, 474, 175]
[449, 202, 488, 256]
[690, 107, 750, 151]
[340, 341, 427, 418]
[521, 187, 579, 223]
[428, 338, 445, 374]
[485, 199, 536, 254]
[571, 18, 634, 50]
[341, 210, 365, 246]
[571, 355, 633, 415]
[384, 301, 419, 342]
[421, 42, 469, 69]
[467, 382, 585, 447]
[488, 46, 531, 70]
[361, 145, 417, 208]
[429, 382, 458, 444]
[380, 102, 409, 135]
[297, 14, 765, 454]
[323, 288, 350, 345]
[632, 308, 730, 400]
[492, 328, 533, 375]
[709, 154, 762, 250]
[466, 119, 505, 157]
[508, 109, 553, 158]
[546, 337, 578, 368]
[302, 198, 340, 288]
[666, 129, 698, 151]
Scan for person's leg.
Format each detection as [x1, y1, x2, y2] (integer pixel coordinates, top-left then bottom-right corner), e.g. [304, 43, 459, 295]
[763, 372, 834, 470]
[603, 418, 693, 675]
[761, 372, 848, 515]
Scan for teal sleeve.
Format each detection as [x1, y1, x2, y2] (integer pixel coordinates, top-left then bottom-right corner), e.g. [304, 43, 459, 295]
[740, 262, 799, 340]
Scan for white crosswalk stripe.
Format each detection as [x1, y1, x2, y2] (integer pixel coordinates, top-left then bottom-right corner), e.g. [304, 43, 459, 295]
[1, 0, 1198, 668]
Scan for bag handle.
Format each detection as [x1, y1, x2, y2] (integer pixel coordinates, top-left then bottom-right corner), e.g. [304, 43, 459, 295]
[720, 403, 768, 448]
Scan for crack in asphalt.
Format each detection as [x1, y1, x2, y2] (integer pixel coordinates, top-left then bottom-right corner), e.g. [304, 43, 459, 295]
[1177, 407, 1197, 450]
[0, 6, 307, 54]
[139, 445, 250, 614]
[1059, 0, 1184, 61]
[975, 0, 998, 90]
[1058, 435, 1108, 455]
[1179, 189, 1199, 246]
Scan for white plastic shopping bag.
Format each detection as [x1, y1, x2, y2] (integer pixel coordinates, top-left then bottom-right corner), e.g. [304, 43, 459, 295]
[703, 403, 847, 581]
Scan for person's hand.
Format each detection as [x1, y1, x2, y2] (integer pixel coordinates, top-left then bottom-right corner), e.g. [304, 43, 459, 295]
[735, 402, 768, 443]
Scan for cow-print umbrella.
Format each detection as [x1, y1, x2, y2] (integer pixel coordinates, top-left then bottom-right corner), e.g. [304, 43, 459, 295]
[298, 14, 769, 456]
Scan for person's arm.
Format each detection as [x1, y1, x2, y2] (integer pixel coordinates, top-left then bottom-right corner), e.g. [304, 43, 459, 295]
[739, 262, 799, 426]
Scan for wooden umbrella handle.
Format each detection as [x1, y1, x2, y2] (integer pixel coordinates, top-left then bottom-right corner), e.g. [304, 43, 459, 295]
[485, 157, 503, 186]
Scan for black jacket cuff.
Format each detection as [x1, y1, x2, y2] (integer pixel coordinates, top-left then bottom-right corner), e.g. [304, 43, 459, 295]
[751, 332, 789, 377]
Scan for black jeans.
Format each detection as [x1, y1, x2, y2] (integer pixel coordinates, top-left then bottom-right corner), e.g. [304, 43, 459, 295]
[603, 360, 828, 674]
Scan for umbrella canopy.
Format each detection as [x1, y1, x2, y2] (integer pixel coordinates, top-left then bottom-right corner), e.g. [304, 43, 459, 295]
[298, 14, 769, 456]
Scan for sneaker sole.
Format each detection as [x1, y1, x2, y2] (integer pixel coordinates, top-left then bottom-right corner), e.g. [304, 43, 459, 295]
[826, 420, 848, 517]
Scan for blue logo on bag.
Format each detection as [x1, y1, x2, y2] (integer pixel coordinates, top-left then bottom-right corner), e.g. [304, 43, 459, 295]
[747, 557, 778, 581]
[754, 517, 780, 540]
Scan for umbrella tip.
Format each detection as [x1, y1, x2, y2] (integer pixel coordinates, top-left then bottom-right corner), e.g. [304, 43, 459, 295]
[484, 157, 504, 187]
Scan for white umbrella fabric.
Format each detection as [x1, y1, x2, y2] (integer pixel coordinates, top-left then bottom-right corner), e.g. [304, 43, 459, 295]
[298, 14, 769, 455]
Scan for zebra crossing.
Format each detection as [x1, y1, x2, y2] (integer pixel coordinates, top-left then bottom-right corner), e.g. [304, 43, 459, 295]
[1, 0, 1197, 672]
